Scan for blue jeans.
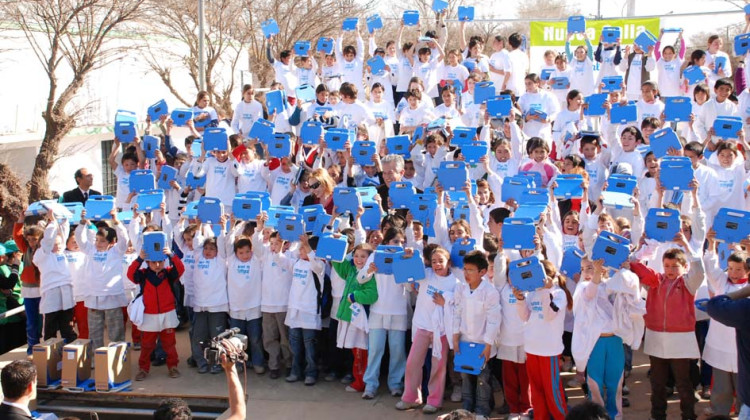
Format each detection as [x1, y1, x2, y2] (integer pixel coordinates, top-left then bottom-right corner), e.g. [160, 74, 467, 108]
[187, 307, 203, 364]
[289, 328, 318, 379]
[739, 404, 750, 420]
[229, 317, 264, 368]
[587, 335, 625, 420]
[23, 297, 41, 354]
[363, 328, 406, 394]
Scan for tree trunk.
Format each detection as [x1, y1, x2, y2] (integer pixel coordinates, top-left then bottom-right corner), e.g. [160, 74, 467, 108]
[28, 113, 75, 202]
[0, 164, 28, 242]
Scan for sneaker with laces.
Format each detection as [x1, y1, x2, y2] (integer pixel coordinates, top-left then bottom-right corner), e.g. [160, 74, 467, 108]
[133, 342, 141, 351]
[135, 370, 149, 381]
[362, 391, 375, 400]
[285, 374, 299, 383]
[395, 401, 419, 410]
[422, 404, 439, 414]
[168, 367, 181, 378]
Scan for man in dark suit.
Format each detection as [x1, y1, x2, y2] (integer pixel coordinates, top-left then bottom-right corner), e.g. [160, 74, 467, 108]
[61, 168, 101, 205]
[0, 360, 36, 420]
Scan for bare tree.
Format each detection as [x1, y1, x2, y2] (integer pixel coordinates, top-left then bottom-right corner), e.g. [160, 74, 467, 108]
[0, 164, 27, 242]
[140, 0, 253, 116]
[3, 0, 145, 202]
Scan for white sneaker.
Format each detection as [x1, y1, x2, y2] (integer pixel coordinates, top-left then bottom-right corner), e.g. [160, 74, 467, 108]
[395, 400, 419, 410]
[507, 414, 521, 420]
[519, 414, 531, 420]
[450, 386, 462, 402]
[422, 404, 439, 414]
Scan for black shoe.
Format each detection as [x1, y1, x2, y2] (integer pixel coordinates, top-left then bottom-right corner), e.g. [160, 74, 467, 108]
[269, 369, 280, 379]
[152, 357, 167, 367]
[187, 357, 197, 368]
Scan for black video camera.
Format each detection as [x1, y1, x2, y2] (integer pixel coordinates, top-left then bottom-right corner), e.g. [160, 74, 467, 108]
[202, 327, 248, 366]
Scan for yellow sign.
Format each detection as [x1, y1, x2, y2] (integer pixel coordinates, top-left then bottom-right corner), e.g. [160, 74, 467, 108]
[530, 18, 662, 47]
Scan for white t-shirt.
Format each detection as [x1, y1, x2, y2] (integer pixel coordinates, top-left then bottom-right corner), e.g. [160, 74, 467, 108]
[114, 166, 132, 210]
[657, 57, 684, 98]
[273, 60, 299, 98]
[489, 50, 510, 88]
[236, 159, 268, 194]
[506, 49, 529, 97]
[231, 100, 264, 138]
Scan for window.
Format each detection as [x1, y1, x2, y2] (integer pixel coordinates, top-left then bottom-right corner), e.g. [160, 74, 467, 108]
[100, 139, 116, 196]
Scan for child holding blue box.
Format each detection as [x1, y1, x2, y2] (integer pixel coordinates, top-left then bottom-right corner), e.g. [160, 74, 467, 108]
[450, 251, 501, 419]
[191, 215, 230, 374]
[397, 246, 459, 414]
[108, 138, 139, 211]
[226, 221, 265, 374]
[513, 260, 573, 420]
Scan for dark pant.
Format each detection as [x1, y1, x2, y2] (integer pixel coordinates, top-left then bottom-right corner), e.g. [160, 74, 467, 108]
[462, 366, 493, 416]
[43, 308, 77, 342]
[322, 319, 350, 377]
[694, 320, 712, 387]
[289, 328, 318, 379]
[649, 356, 696, 420]
[23, 297, 41, 354]
[192, 311, 228, 368]
[229, 317, 264, 368]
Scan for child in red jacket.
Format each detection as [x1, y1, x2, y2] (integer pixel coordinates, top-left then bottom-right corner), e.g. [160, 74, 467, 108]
[626, 234, 704, 420]
[127, 247, 184, 381]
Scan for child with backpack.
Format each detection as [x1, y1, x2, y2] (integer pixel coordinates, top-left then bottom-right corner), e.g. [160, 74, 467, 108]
[126, 243, 184, 381]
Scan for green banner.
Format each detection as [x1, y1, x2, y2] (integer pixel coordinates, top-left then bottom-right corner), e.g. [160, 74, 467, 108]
[530, 18, 661, 47]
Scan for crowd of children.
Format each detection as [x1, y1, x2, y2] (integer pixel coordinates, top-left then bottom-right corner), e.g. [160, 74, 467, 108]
[8, 10, 750, 420]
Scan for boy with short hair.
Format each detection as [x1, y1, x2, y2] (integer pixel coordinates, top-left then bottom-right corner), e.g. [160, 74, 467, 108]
[452, 251, 501, 418]
[254, 213, 295, 379]
[695, 78, 739, 142]
[108, 139, 139, 211]
[127, 244, 184, 380]
[76, 209, 130, 360]
[627, 239, 705, 420]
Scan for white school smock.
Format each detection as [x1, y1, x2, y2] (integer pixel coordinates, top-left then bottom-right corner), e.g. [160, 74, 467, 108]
[506, 49, 529, 97]
[359, 253, 408, 331]
[227, 253, 263, 321]
[34, 221, 75, 314]
[656, 57, 684, 98]
[175, 221, 197, 307]
[702, 251, 746, 373]
[520, 287, 567, 357]
[114, 166, 132, 210]
[488, 50, 510, 89]
[285, 254, 326, 330]
[694, 98, 738, 141]
[705, 50, 732, 91]
[195, 158, 237, 206]
[267, 166, 297, 206]
[412, 268, 459, 333]
[191, 230, 229, 311]
[549, 68, 573, 109]
[76, 222, 130, 310]
[518, 90, 560, 143]
[336, 35, 365, 95]
[453, 279, 502, 357]
[570, 57, 595, 97]
[236, 159, 268, 194]
[254, 232, 294, 313]
[231, 99, 264, 137]
[64, 248, 86, 302]
[273, 60, 298, 98]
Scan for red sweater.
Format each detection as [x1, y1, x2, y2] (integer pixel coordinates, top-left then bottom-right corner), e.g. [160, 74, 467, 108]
[127, 255, 185, 314]
[630, 260, 704, 333]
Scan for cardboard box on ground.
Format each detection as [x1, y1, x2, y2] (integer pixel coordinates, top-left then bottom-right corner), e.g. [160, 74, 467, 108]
[95, 342, 131, 392]
[61, 339, 90, 388]
[33, 338, 64, 387]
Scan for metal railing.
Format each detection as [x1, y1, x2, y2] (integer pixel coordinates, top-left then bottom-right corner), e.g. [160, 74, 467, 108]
[0, 305, 24, 320]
